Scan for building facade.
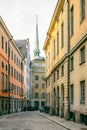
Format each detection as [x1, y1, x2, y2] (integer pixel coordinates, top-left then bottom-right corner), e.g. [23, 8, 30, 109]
[69, 0, 87, 123]
[16, 39, 31, 108]
[30, 58, 45, 109]
[43, 0, 69, 118]
[0, 16, 25, 114]
[43, 0, 87, 124]
[30, 16, 46, 109]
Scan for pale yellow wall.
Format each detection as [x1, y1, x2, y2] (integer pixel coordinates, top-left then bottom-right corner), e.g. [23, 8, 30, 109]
[70, 42, 87, 110]
[44, 0, 69, 116]
[70, 0, 87, 113]
[70, 0, 87, 50]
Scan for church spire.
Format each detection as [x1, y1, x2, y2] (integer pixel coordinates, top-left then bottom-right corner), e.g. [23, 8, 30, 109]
[33, 15, 40, 58]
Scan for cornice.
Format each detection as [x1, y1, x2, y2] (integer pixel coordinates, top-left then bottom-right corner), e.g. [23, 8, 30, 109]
[46, 53, 68, 79]
[43, 0, 65, 50]
[70, 32, 87, 56]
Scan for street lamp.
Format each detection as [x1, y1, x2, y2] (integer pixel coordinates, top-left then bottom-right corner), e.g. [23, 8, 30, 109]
[8, 36, 13, 114]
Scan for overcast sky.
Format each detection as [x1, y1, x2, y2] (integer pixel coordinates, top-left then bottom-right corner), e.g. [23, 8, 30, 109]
[0, 0, 57, 59]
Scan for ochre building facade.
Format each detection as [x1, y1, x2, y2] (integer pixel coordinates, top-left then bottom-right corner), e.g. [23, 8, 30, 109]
[43, 0, 87, 124]
[0, 17, 24, 114]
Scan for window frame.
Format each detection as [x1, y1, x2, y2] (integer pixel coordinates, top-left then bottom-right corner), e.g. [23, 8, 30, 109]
[61, 22, 64, 48]
[80, 46, 85, 65]
[70, 84, 74, 104]
[80, 80, 85, 104]
[70, 56, 74, 71]
[80, 0, 85, 23]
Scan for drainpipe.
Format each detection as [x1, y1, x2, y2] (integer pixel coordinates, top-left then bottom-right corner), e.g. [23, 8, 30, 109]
[8, 36, 13, 114]
[67, 0, 70, 120]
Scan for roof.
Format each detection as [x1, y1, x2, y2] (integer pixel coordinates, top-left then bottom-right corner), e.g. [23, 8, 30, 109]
[33, 56, 45, 61]
[15, 39, 29, 58]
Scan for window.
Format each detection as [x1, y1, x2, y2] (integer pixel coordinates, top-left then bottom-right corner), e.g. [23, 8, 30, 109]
[8, 64, 10, 75]
[1, 100, 4, 110]
[57, 86, 59, 103]
[48, 93, 50, 103]
[35, 93, 39, 98]
[42, 69, 45, 72]
[57, 69, 59, 80]
[80, 46, 85, 64]
[21, 62, 23, 70]
[2, 61, 4, 68]
[5, 42, 7, 53]
[17, 72, 18, 80]
[61, 65, 64, 77]
[17, 57, 18, 65]
[35, 75, 39, 80]
[48, 52, 50, 68]
[42, 83, 45, 88]
[11, 51, 13, 60]
[5, 100, 8, 110]
[54, 39, 55, 59]
[35, 84, 39, 88]
[42, 76, 45, 80]
[14, 69, 16, 79]
[70, 84, 74, 104]
[11, 66, 13, 76]
[70, 5, 74, 36]
[2, 36, 4, 49]
[57, 32, 59, 55]
[6, 65, 8, 71]
[42, 93, 45, 99]
[6, 75, 8, 90]
[80, 0, 85, 22]
[61, 22, 64, 48]
[19, 60, 20, 67]
[49, 78, 50, 86]
[42, 63, 45, 66]
[80, 80, 85, 104]
[14, 54, 16, 63]
[35, 63, 39, 66]
[35, 70, 38, 72]
[70, 56, 74, 71]
[9, 47, 10, 57]
[1, 72, 4, 91]
[54, 73, 56, 82]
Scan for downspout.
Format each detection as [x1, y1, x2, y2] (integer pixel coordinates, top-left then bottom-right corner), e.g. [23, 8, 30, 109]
[67, 0, 70, 120]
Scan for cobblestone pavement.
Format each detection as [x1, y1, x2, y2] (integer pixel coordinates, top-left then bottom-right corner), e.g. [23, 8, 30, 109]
[40, 113, 87, 130]
[0, 111, 68, 130]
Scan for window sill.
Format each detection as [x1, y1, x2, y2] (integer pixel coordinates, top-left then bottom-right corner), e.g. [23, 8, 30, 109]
[61, 75, 64, 78]
[70, 68, 74, 72]
[80, 17, 85, 25]
[79, 60, 85, 65]
[80, 101, 85, 105]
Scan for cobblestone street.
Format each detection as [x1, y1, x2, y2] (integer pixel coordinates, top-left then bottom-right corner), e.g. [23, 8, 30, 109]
[0, 111, 68, 130]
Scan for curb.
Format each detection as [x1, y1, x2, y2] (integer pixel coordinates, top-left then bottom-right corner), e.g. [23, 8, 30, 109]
[39, 113, 71, 130]
[0, 111, 27, 120]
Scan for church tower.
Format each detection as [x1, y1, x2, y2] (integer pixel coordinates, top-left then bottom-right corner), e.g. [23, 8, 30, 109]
[33, 15, 40, 58]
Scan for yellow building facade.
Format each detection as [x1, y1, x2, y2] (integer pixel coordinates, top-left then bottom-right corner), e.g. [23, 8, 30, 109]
[70, 0, 87, 123]
[43, 0, 87, 123]
[30, 58, 46, 109]
[43, 0, 69, 118]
